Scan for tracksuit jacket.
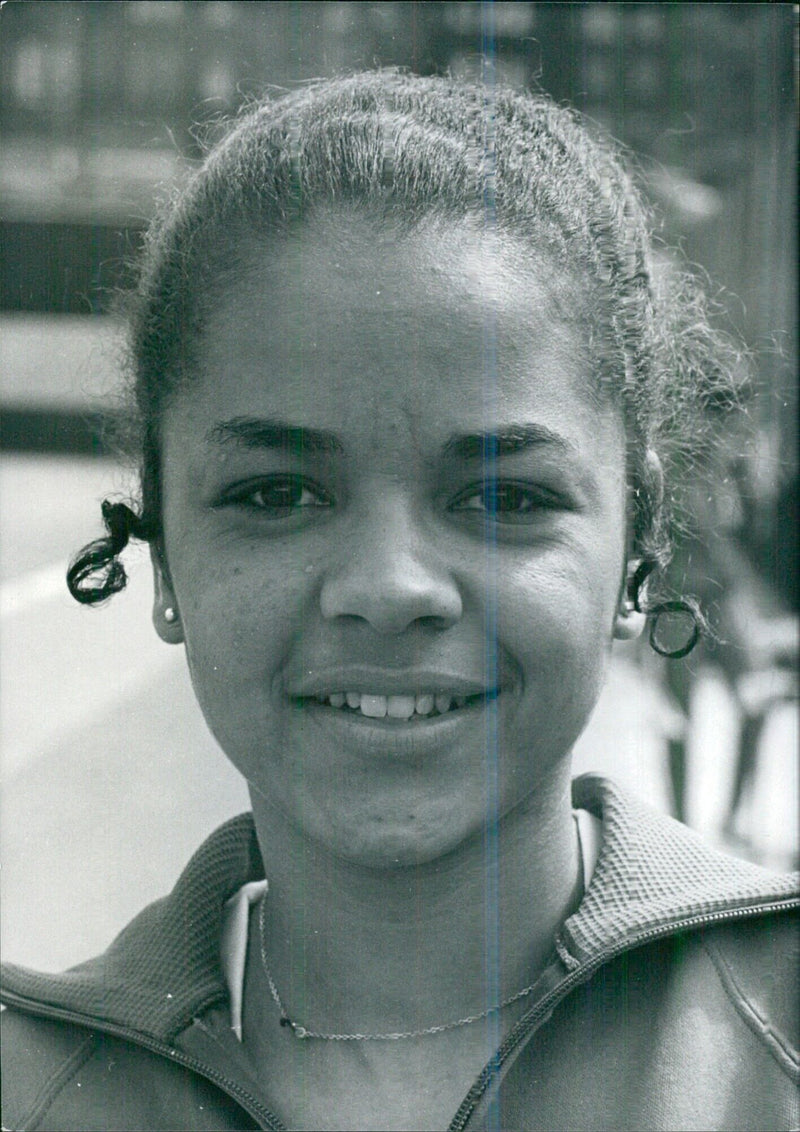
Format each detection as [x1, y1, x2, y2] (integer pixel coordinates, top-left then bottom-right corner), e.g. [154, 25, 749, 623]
[2, 775, 798, 1131]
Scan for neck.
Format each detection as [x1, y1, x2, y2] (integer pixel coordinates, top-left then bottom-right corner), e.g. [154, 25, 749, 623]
[246, 774, 581, 1037]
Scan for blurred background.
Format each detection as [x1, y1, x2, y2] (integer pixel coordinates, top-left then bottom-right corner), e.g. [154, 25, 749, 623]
[2, 2, 797, 971]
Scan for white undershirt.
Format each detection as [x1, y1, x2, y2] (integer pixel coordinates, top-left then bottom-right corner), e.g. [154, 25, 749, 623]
[220, 809, 602, 1041]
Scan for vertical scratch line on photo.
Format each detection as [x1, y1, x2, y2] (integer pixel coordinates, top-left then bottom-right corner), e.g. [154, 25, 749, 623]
[480, 6, 503, 1087]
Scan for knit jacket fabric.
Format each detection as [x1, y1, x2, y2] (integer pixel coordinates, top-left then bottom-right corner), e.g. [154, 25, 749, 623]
[2, 774, 798, 1131]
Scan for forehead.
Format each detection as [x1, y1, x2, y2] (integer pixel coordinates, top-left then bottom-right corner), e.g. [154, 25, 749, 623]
[216, 208, 587, 341]
[188, 210, 617, 456]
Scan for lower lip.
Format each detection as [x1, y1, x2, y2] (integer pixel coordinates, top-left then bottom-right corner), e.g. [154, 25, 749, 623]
[294, 694, 501, 757]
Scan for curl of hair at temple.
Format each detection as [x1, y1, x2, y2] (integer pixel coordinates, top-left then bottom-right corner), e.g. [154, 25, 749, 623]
[67, 501, 150, 605]
[627, 558, 708, 658]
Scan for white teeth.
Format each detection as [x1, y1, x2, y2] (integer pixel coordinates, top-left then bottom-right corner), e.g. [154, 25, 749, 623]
[360, 694, 387, 718]
[415, 693, 435, 716]
[319, 691, 477, 717]
[387, 694, 416, 719]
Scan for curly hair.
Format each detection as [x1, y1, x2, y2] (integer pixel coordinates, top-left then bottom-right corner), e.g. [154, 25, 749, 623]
[67, 71, 747, 650]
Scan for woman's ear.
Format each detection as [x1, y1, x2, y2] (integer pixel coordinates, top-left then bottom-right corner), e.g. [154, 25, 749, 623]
[617, 447, 663, 643]
[150, 543, 184, 644]
[613, 560, 647, 642]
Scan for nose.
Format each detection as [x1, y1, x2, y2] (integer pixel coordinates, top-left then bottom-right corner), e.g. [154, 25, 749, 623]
[319, 495, 463, 634]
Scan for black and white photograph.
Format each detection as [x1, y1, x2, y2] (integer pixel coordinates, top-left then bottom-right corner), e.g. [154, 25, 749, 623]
[1, 3, 797, 1129]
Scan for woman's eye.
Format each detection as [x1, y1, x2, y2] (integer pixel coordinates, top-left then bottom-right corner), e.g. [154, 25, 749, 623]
[227, 476, 332, 515]
[450, 482, 556, 521]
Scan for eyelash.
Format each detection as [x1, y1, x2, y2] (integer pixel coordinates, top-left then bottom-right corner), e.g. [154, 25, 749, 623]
[223, 475, 333, 515]
[449, 482, 561, 522]
[223, 475, 559, 524]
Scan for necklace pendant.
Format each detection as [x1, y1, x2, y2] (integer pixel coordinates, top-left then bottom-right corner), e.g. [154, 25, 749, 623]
[292, 1024, 309, 1039]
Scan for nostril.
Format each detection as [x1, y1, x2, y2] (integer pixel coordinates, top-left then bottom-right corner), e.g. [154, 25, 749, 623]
[319, 570, 463, 633]
[419, 612, 456, 631]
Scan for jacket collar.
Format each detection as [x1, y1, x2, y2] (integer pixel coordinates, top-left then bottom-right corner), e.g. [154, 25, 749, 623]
[564, 774, 797, 962]
[2, 775, 797, 1043]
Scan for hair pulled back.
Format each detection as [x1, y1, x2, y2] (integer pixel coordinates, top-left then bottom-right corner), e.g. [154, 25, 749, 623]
[68, 71, 746, 652]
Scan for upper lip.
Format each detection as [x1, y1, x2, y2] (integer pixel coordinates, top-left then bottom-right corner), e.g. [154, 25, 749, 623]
[288, 668, 497, 699]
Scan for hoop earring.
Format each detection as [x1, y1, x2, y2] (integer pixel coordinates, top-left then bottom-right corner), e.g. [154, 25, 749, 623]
[648, 600, 701, 659]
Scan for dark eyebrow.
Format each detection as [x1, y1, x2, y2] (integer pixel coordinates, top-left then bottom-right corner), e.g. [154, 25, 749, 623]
[206, 417, 343, 456]
[442, 424, 573, 461]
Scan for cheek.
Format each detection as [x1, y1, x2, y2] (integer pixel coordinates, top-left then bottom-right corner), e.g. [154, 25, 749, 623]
[171, 543, 314, 705]
[495, 552, 619, 681]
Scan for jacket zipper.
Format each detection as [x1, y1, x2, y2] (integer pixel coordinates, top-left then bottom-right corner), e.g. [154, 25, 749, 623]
[4, 897, 797, 1132]
[447, 896, 800, 1132]
[0, 989, 287, 1132]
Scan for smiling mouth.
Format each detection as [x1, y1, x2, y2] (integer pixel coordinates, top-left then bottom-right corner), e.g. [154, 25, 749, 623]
[303, 690, 500, 720]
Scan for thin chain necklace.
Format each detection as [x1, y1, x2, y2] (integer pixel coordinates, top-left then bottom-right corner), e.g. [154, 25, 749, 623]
[257, 894, 540, 1042]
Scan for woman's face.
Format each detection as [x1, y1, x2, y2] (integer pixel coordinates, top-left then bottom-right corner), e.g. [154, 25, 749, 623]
[156, 212, 641, 867]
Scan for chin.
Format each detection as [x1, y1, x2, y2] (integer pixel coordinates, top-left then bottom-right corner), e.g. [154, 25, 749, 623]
[323, 815, 476, 871]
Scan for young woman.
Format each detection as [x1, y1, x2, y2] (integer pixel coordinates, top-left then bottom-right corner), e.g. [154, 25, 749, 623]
[2, 73, 797, 1132]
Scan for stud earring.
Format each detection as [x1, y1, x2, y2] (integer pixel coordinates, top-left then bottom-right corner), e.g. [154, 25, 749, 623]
[164, 607, 177, 623]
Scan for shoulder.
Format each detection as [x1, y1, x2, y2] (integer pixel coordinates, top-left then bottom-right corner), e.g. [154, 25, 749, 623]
[699, 909, 799, 1078]
[1, 1006, 254, 1131]
[1, 814, 263, 1130]
[1, 1007, 100, 1130]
